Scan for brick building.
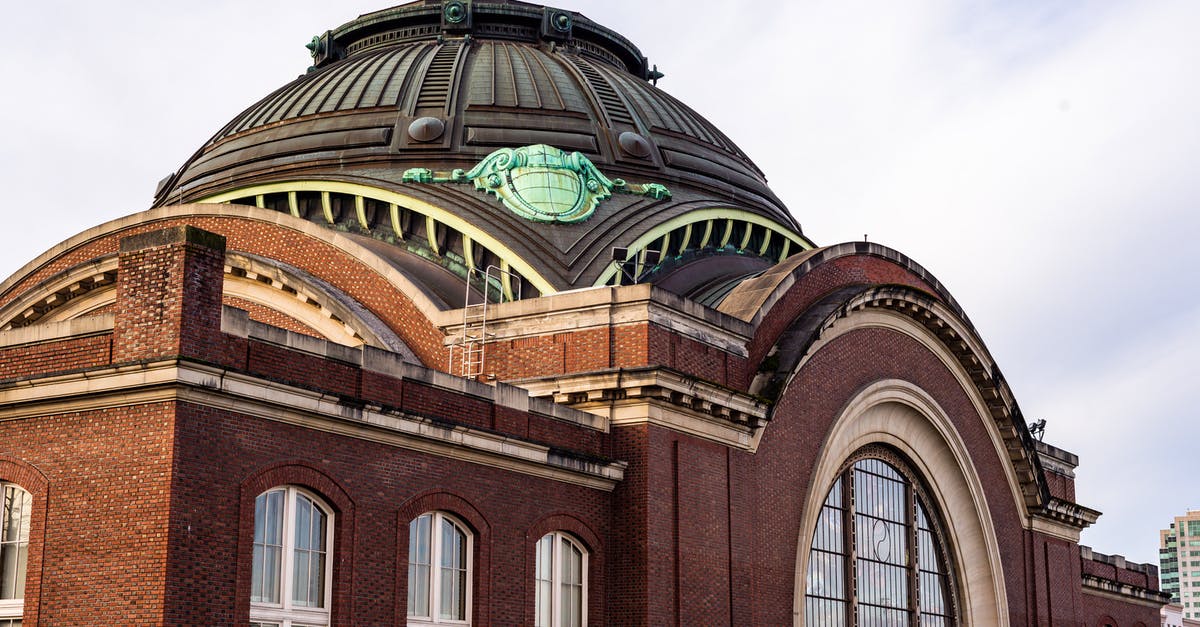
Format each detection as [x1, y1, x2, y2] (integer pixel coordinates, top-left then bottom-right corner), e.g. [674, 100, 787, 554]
[0, 1, 1169, 625]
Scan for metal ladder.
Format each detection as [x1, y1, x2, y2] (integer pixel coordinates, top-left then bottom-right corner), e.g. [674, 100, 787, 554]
[449, 265, 520, 378]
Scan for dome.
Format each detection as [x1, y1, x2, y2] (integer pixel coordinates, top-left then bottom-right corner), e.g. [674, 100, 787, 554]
[153, 0, 814, 305]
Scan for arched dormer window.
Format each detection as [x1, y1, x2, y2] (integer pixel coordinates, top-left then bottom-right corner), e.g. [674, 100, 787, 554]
[805, 447, 957, 625]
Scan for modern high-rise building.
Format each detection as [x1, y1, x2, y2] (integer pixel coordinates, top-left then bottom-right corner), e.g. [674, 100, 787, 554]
[1162, 511, 1200, 615]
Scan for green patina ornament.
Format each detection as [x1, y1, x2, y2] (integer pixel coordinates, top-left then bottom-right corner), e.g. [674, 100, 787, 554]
[402, 144, 671, 224]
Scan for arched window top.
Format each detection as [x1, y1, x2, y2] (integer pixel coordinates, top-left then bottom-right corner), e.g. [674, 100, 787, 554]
[805, 447, 958, 626]
[251, 485, 333, 627]
[535, 531, 587, 627]
[408, 511, 473, 626]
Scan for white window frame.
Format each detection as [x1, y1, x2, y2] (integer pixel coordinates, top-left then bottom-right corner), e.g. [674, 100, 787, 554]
[0, 483, 31, 625]
[250, 486, 334, 627]
[534, 531, 588, 627]
[407, 511, 473, 626]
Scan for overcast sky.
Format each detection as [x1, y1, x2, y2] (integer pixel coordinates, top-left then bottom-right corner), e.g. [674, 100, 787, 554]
[2, 1, 1197, 566]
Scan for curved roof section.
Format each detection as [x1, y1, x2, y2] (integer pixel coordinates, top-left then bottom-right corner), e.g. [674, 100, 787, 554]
[153, 0, 813, 296]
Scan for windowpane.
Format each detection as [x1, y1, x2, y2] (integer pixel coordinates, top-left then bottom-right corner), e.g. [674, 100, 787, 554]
[251, 487, 332, 625]
[805, 597, 846, 627]
[438, 517, 467, 619]
[0, 486, 31, 601]
[409, 512, 472, 622]
[805, 455, 956, 625]
[535, 532, 586, 627]
[408, 563, 430, 617]
[535, 536, 553, 627]
[292, 496, 326, 608]
[251, 491, 284, 605]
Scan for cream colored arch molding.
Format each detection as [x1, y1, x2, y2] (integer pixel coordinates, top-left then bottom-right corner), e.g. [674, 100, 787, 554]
[764, 290, 1035, 524]
[793, 381, 1009, 626]
[0, 251, 414, 359]
[593, 208, 814, 286]
[199, 181, 557, 296]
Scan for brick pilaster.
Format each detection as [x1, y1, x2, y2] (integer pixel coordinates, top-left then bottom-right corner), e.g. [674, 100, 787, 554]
[112, 226, 226, 363]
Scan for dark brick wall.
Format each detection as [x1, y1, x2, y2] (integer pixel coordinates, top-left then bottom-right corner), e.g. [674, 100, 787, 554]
[0, 404, 176, 624]
[751, 326, 1032, 623]
[165, 401, 612, 627]
[0, 333, 111, 380]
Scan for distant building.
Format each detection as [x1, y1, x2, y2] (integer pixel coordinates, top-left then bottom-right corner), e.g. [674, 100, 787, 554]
[1161, 511, 1200, 614]
[0, 1, 1171, 624]
[1162, 602, 1200, 627]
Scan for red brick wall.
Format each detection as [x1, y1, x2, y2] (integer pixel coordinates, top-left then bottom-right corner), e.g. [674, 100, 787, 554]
[482, 322, 749, 388]
[0, 333, 111, 380]
[1044, 469, 1078, 502]
[223, 295, 325, 339]
[0, 213, 446, 368]
[0, 404, 177, 624]
[750, 326, 1032, 623]
[165, 401, 613, 626]
[112, 226, 227, 364]
[742, 254, 943, 389]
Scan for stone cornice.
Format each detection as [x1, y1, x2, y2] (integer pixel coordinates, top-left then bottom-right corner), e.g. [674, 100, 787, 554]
[512, 366, 770, 450]
[435, 283, 753, 357]
[0, 359, 624, 491]
[1082, 574, 1172, 608]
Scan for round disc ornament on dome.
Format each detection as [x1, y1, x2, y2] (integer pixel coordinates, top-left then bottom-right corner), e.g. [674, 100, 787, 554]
[444, 1, 467, 23]
[408, 117, 446, 143]
[618, 131, 653, 158]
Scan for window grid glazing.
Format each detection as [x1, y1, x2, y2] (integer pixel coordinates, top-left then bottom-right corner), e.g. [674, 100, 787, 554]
[805, 451, 957, 626]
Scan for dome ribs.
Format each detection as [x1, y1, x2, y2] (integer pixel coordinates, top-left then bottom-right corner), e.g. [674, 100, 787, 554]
[521, 46, 567, 111]
[306, 52, 376, 117]
[159, 9, 805, 288]
[354, 45, 418, 109]
[387, 43, 435, 109]
[505, 43, 542, 109]
[331, 48, 394, 112]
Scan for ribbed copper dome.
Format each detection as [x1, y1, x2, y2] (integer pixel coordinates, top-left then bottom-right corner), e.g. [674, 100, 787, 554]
[154, 0, 813, 304]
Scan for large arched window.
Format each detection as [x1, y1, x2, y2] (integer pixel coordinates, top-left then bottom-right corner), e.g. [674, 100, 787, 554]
[250, 486, 333, 627]
[408, 511, 472, 626]
[805, 449, 957, 626]
[0, 483, 30, 626]
[534, 531, 587, 627]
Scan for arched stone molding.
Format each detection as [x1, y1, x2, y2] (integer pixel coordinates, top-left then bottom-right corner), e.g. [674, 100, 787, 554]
[0, 249, 418, 360]
[792, 381, 1009, 626]
[0, 204, 442, 364]
[757, 285, 1045, 515]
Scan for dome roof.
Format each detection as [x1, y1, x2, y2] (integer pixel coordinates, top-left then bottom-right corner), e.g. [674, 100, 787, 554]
[154, 0, 813, 303]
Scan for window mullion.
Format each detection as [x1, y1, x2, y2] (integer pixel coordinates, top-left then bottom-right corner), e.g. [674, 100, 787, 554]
[844, 469, 858, 625]
[907, 484, 919, 624]
[430, 516, 442, 623]
[552, 533, 562, 627]
[281, 489, 296, 613]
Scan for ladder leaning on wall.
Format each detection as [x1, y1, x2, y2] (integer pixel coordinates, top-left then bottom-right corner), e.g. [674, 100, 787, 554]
[448, 264, 520, 379]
